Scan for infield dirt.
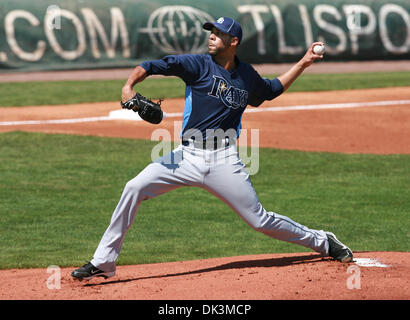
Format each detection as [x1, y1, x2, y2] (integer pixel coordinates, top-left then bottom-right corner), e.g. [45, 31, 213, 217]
[1, 87, 410, 154]
[1, 252, 409, 300]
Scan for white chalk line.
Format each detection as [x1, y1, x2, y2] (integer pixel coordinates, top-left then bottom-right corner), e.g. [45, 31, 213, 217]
[1, 99, 409, 126]
[354, 258, 391, 268]
[246, 99, 410, 113]
[0, 116, 112, 126]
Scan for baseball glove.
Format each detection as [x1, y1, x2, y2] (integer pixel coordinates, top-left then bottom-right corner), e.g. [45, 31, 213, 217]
[121, 93, 163, 124]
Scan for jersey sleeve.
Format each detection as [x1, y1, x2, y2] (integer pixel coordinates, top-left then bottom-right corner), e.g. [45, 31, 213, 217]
[248, 70, 284, 107]
[139, 54, 202, 85]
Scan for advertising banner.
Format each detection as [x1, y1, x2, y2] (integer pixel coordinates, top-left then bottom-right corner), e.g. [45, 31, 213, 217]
[0, 0, 409, 71]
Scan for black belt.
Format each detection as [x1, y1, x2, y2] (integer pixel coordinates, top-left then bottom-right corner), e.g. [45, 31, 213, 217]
[182, 138, 231, 150]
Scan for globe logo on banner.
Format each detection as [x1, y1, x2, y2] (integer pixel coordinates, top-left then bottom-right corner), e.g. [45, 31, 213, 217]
[140, 6, 214, 54]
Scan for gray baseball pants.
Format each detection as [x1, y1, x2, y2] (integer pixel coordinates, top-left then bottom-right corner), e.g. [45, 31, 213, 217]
[91, 141, 329, 272]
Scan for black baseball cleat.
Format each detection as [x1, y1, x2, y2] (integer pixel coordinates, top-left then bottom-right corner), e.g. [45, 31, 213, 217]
[325, 232, 354, 263]
[71, 262, 115, 280]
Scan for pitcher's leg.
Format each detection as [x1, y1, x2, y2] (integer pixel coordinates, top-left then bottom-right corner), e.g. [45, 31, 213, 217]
[87, 143, 214, 274]
[90, 145, 207, 272]
[91, 163, 178, 271]
[203, 162, 329, 255]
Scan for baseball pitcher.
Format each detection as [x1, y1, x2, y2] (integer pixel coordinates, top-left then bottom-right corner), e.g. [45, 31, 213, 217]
[72, 17, 353, 280]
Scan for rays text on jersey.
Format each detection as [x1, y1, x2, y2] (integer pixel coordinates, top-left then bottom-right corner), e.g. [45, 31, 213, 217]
[208, 75, 248, 109]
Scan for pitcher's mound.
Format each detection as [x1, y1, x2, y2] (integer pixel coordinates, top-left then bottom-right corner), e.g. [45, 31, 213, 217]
[1, 251, 409, 300]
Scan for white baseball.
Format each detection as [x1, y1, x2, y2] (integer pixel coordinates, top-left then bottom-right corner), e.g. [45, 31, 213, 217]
[313, 44, 326, 55]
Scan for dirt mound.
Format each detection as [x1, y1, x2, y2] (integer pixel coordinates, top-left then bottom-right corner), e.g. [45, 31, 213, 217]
[1, 252, 408, 300]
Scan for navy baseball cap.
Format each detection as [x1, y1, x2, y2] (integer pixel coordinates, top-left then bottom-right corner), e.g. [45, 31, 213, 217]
[203, 17, 243, 44]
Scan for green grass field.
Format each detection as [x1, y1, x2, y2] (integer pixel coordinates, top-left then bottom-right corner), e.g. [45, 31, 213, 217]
[1, 70, 409, 270]
[0, 132, 409, 269]
[0, 71, 409, 106]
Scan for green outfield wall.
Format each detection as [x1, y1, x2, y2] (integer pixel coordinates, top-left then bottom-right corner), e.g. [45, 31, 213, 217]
[0, 0, 409, 71]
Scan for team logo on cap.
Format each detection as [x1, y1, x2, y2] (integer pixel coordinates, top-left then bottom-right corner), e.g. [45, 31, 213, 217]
[217, 17, 224, 24]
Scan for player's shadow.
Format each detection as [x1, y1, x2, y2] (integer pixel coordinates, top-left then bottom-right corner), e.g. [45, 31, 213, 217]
[83, 253, 326, 287]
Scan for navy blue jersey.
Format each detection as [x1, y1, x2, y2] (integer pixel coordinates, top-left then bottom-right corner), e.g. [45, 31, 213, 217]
[140, 54, 283, 140]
